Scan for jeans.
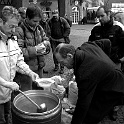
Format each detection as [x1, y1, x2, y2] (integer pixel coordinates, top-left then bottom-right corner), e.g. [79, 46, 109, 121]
[0, 101, 12, 124]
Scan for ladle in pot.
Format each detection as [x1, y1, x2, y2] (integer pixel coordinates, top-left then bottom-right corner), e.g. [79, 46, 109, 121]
[18, 90, 47, 113]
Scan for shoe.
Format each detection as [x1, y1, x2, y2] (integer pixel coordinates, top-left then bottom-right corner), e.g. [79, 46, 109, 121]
[65, 107, 75, 115]
[59, 68, 64, 74]
[53, 66, 59, 71]
[43, 69, 48, 73]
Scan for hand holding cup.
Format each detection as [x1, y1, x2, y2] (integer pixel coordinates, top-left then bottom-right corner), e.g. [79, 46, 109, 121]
[35, 43, 46, 55]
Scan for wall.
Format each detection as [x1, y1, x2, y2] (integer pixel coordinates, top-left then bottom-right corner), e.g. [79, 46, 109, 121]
[104, 0, 124, 8]
[12, 0, 22, 9]
[22, 0, 58, 11]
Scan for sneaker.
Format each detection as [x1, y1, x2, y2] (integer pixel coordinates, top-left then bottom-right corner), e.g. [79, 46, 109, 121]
[53, 66, 59, 71]
[65, 108, 75, 115]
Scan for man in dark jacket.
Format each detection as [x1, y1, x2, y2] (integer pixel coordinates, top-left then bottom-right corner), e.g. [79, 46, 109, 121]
[89, 5, 124, 67]
[54, 42, 124, 124]
[48, 10, 70, 74]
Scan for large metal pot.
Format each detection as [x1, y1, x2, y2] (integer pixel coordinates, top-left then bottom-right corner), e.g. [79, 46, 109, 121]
[12, 90, 62, 124]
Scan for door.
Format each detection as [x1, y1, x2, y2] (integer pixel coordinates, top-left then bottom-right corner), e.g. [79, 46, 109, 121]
[72, 6, 79, 24]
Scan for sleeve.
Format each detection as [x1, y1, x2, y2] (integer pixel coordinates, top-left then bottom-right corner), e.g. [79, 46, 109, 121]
[39, 25, 49, 42]
[93, 39, 111, 57]
[15, 27, 37, 61]
[62, 18, 71, 37]
[68, 19, 72, 27]
[15, 42, 32, 76]
[71, 78, 97, 124]
[88, 28, 96, 42]
[117, 28, 124, 58]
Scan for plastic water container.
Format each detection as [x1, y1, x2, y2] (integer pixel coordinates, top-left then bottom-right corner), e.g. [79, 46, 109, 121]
[68, 81, 78, 105]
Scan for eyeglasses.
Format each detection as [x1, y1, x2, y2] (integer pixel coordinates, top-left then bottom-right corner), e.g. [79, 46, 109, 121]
[5, 22, 18, 29]
[8, 25, 18, 29]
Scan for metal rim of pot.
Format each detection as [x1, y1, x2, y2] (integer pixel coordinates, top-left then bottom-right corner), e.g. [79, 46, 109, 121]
[13, 90, 61, 116]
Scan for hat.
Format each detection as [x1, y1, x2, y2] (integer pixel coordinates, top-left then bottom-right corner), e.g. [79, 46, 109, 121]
[52, 10, 59, 15]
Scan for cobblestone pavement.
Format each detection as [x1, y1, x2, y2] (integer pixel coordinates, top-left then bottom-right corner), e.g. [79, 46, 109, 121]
[61, 103, 124, 124]
[43, 24, 124, 124]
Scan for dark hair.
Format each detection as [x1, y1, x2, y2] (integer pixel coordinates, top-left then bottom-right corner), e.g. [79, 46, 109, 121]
[97, 5, 112, 16]
[26, 6, 41, 20]
[55, 43, 75, 59]
[96, 5, 114, 19]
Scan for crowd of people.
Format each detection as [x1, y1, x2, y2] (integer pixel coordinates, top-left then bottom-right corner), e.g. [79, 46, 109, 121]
[54, 5, 124, 124]
[0, 4, 124, 124]
[0, 5, 40, 124]
[0, 4, 71, 124]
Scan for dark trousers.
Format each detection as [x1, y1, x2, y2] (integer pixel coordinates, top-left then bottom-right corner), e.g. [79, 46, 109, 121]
[0, 101, 12, 124]
[50, 39, 64, 69]
[84, 91, 123, 124]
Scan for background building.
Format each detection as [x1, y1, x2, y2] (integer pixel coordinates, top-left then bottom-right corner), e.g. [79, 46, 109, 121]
[0, 0, 124, 24]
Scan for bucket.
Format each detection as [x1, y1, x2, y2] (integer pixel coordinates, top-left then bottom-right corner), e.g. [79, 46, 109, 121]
[12, 90, 62, 124]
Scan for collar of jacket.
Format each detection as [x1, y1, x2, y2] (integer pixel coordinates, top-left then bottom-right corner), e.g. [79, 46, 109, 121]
[101, 18, 113, 28]
[73, 48, 85, 76]
[8, 35, 17, 41]
[0, 30, 16, 45]
[24, 19, 37, 32]
[0, 30, 8, 42]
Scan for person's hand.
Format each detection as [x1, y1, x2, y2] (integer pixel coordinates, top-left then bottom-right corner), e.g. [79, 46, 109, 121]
[43, 40, 51, 55]
[35, 43, 46, 55]
[29, 71, 39, 82]
[120, 57, 124, 63]
[5, 81, 19, 91]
